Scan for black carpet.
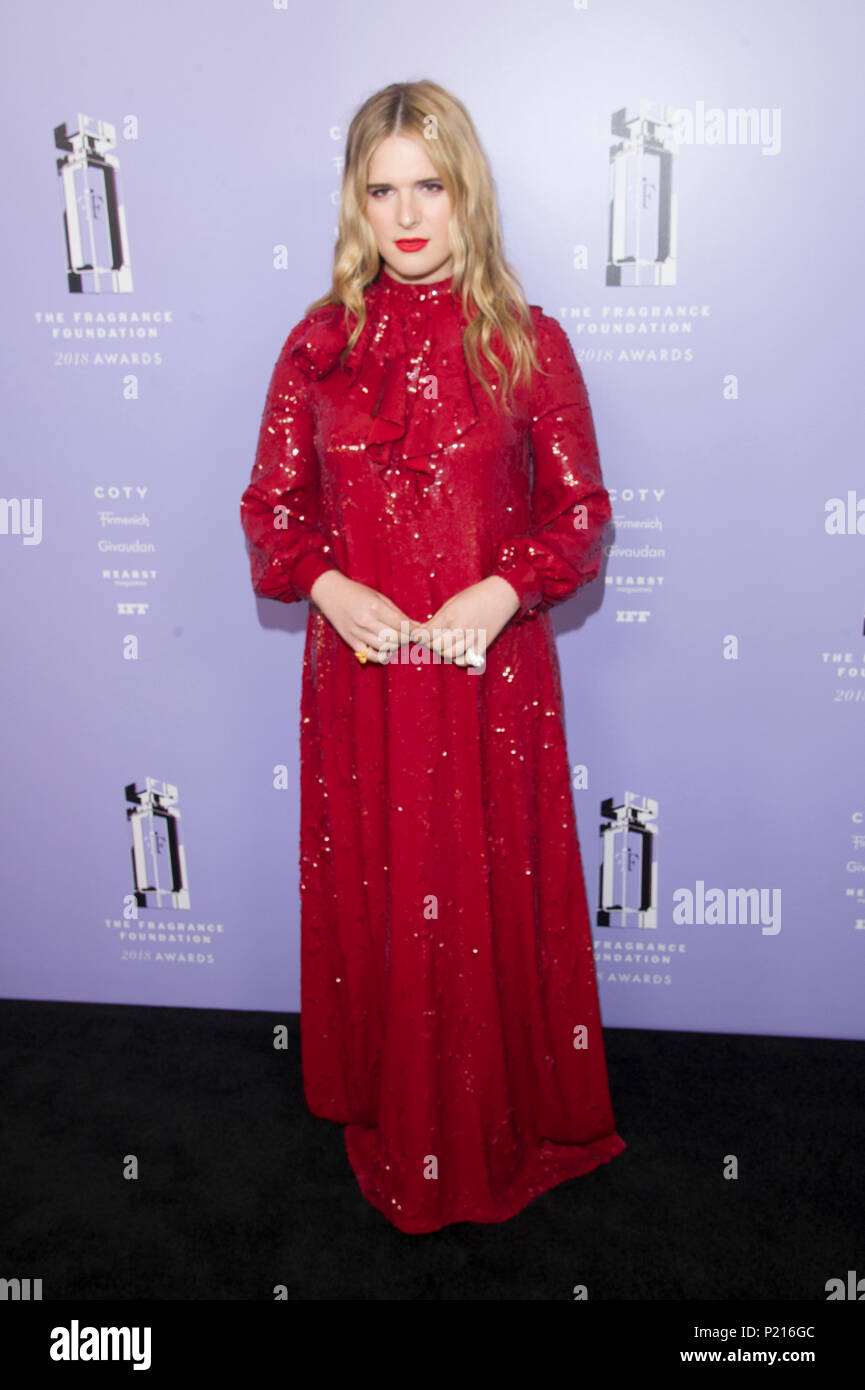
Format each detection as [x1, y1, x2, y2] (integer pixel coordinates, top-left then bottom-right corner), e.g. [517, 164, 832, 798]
[2, 999, 862, 1301]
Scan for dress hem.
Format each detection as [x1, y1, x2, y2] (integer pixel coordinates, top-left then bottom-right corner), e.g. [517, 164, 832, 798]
[339, 1122, 627, 1235]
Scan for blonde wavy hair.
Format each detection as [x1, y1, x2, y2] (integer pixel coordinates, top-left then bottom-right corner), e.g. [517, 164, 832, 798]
[305, 79, 542, 415]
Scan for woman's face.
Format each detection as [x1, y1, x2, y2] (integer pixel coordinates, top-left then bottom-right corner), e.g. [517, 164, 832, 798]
[364, 134, 454, 284]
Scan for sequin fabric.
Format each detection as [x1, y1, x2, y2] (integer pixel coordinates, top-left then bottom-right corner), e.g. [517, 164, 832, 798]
[240, 266, 626, 1233]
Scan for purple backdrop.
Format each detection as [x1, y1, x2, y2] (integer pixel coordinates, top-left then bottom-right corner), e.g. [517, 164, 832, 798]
[1, 0, 862, 1038]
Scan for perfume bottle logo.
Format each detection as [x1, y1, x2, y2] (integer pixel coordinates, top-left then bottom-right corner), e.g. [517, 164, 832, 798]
[125, 778, 190, 909]
[55, 114, 133, 293]
[606, 100, 677, 288]
[597, 791, 658, 928]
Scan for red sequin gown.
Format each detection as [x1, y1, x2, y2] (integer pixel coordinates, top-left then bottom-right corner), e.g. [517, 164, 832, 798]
[240, 266, 626, 1233]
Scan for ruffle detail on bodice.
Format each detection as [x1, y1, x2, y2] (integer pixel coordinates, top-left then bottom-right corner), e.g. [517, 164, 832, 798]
[287, 273, 480, 476]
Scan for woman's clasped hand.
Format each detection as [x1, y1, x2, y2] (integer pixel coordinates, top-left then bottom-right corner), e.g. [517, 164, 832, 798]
[308, 570, 520, 668]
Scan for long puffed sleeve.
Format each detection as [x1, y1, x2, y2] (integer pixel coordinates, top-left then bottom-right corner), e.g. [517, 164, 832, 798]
[491, 314, 612, 624]
[240, 329, 339, 604]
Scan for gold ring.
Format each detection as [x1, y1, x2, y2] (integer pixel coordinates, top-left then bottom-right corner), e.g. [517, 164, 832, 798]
[355, 645, 369, 665]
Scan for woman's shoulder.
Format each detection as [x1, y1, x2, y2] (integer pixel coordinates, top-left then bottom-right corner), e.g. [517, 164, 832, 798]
[525, 304, 578, 361]
[486, 301, 575, 371]
[521, 305, 589, 411]
[279, 301, 350, 382]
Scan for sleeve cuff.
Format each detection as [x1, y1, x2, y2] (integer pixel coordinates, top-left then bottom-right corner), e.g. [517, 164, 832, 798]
[291, 550, 339, 600]
[492, 547, 543, 623]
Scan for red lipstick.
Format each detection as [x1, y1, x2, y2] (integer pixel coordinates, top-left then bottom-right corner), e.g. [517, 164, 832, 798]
[394, 239, 429, 253]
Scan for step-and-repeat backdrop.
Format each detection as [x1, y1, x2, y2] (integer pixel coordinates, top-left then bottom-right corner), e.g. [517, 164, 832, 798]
[1, 0, 861, 1037]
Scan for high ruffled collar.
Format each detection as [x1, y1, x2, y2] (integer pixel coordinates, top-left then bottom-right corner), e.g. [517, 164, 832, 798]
[375, 267, 455, 301]
[287, 266, 478, 476]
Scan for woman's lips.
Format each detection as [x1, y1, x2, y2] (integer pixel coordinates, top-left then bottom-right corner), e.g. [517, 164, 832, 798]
[394, 239, 429, 252]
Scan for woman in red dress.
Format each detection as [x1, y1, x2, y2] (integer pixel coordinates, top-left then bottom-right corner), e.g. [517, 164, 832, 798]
[240, 79, 626, 1234]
